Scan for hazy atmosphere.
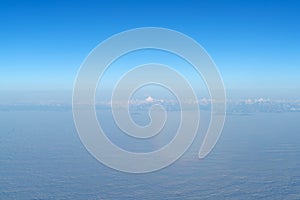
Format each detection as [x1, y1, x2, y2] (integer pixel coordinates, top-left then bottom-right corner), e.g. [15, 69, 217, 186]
[1, 0, 300, 199]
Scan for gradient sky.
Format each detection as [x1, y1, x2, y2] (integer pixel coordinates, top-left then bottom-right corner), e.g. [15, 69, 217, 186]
[0, 0, 299, 98]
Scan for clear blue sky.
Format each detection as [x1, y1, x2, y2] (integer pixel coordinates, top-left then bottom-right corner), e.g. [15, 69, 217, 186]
[0, 0, 299, 94]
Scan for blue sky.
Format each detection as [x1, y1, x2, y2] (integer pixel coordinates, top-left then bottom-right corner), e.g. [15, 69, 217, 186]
[0, 0, 299, 96]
